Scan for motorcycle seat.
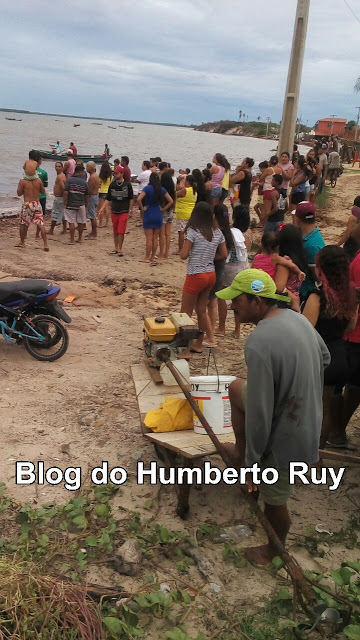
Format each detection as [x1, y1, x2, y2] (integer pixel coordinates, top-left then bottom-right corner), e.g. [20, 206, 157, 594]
[0, 280, 52, 302]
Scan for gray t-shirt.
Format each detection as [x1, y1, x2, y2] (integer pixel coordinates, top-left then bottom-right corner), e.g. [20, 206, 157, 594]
[244, 310, 330, 469]
[186, 227, 225, 275]
[328, 151, 340, 169]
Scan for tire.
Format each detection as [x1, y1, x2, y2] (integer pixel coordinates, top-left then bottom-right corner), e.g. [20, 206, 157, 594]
[23, 315, 69, 361]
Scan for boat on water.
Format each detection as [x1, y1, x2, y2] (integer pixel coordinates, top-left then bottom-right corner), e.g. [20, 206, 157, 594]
[119, 125, 134, 129]
[73, 124, 80, 127]
[6, 117, 22, 121]
[108, 126, 116, 129]
[32, 149, 112, 163]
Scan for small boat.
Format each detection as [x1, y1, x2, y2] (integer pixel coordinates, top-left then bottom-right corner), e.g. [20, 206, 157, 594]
[108, 126, 116, 129]
[91, 122, 103, 125]
[32, 149, 112, 163]
[118, 125, 134, 129]
[6, 117, 22, 121]
[55, 119, 63, 122]
[73, 124, 80, 127]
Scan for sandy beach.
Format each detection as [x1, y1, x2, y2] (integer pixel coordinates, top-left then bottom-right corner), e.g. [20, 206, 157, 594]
[0, 169, 359, 636]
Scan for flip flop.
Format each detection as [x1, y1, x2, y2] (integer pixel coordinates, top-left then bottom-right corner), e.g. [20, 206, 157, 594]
[190, 348, 203, 354]
[326, 435, 350, 449]
[14, 244, 25, 249]
[44, 248, 50, 252]
[203, 341, 217, 348]
[109, 250, 118, 255]
[117, 252, 124, 257]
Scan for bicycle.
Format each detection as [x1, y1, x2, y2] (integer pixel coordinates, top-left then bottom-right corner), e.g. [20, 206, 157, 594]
[328, 168, 339, 188]
[0, 304, 68, 361]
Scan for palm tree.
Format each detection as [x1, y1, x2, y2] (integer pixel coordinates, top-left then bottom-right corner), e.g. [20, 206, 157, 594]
[238, 109, 242, 121]
[355, 78, 360, 93]
[257, 116, 261, 121]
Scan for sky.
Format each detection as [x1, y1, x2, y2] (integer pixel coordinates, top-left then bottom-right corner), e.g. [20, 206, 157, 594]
[0, 0, 359, 126]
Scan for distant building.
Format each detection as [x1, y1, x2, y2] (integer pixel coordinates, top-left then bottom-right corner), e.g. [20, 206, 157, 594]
[314, 118, 346, 138]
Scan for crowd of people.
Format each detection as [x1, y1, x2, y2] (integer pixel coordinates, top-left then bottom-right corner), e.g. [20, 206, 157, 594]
[13, 134, 360, 565]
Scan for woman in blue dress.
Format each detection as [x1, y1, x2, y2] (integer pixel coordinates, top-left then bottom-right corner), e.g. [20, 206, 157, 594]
[138, 173, 173, 262]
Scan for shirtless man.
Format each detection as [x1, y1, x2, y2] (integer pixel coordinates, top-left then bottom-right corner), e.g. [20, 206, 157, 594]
[16, 176, 49, 251]
[49, 162, 67, 235]
[86, 162, 100, 238]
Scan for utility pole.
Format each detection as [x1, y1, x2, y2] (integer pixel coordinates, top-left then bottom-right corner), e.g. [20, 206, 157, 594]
[277, 0, 310, 155]
[355, 107, 360, 143]
[329, 114, 337, 135]
[266, 117, 271, 139]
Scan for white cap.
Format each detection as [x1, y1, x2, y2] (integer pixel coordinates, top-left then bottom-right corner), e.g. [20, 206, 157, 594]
[67, 149, 73, 155]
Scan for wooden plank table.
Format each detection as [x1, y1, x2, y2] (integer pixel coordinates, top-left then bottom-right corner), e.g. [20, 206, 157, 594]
[131, 363, 235, 517]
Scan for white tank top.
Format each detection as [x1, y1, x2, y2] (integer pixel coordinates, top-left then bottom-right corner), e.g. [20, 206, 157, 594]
[263, 168, 275, 191]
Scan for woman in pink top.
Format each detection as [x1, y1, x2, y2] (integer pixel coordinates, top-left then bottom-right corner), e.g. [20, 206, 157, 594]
[210, 153, 230, 206]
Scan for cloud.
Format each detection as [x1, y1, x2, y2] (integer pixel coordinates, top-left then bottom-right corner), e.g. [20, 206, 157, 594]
[0, 0, 359, 124]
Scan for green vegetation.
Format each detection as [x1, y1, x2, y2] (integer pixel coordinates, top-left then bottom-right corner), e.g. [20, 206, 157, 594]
[0, 483, 358, 639]
[194, 119, 312, 139]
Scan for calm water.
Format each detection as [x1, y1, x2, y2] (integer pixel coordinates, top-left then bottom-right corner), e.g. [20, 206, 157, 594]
[0, 111, 305, 195]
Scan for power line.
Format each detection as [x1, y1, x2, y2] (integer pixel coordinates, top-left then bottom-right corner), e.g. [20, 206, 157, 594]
[343, 0, 360, 25]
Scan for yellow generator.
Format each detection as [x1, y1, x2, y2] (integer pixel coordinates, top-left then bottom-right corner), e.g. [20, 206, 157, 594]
[143, 313, 200, 367]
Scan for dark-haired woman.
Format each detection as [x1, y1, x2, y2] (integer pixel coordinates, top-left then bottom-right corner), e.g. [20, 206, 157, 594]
[202, 169, 213, 198]
[98, 161, 113, 227]
[306, 149, 321, 203]
[215, 205, 252, 338]
[275, 224, 309, 311]
[289, 156, 312, 206]
[207, 204, 232, 329]
[138, 173, 173, 263]
[180, 202, 227, 351]
[192, 168, 209, 204]
[210, 153, 230, 206]
[338, 196, 360, 249]
[174, 175, 197, 254]
[303, 246, 358, 448]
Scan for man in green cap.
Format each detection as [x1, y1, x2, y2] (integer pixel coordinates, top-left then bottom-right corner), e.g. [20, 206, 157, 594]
[216, 269, 330, 566]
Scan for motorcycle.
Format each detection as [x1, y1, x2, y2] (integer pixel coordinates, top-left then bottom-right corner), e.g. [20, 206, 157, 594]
[0, 279, 71, 361]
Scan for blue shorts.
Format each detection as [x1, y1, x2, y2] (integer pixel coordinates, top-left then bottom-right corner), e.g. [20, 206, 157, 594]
[264, 220, 282, 233]
[210, 186, 222, 199]
[87, 194, 99, 220]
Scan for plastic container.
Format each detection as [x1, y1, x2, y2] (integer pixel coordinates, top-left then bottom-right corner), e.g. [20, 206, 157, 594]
[190, 375, 236, 435]
[160, 360, 190, 386]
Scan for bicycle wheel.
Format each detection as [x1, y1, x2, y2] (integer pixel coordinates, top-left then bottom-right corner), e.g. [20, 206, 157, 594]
[23, 315, 69, 361]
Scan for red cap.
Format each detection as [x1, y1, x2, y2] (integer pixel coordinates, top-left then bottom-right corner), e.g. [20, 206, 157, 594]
[294, 201, 316, 220]
[114, 166, 124, 174]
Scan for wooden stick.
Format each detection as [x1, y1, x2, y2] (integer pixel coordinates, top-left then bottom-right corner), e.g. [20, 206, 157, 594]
[165, 359, 316, 605]
[319, 449, 360, 464]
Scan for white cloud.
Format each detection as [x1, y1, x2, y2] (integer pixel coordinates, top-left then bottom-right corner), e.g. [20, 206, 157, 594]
[0, 0, 359, 123]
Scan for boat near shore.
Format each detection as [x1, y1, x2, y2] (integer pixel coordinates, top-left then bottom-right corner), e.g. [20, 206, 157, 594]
[32, 149, 112, 163]
[5, 117, 22, 121]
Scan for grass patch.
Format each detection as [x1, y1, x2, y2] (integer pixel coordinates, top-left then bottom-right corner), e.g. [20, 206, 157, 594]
[0, 484, 358, 638]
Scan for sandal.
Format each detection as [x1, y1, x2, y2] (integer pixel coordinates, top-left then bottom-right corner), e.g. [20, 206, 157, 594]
[109, 250, 118, 255]
[326, 435, 350, 449]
